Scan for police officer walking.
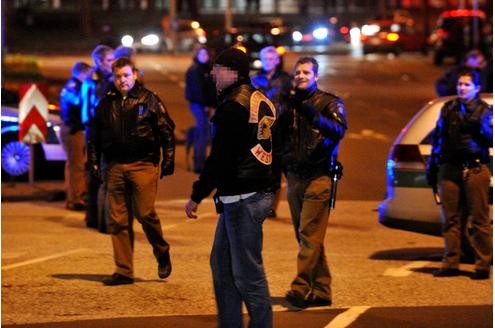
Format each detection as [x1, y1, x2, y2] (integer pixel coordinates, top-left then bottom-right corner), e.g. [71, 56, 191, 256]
[427, 70, 493, 280]
[279, 57, 347, 308]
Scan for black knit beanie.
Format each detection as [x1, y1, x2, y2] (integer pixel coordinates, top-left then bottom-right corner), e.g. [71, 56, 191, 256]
[214, 48, 251, 78]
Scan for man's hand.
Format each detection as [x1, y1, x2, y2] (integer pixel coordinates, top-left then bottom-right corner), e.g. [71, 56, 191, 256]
[160, 163, 174, 179]
[298, 103, 317, 120]
[185, 199, 198, 219]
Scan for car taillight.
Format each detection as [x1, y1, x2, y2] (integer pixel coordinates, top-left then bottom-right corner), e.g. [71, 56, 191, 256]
[388, 144, 425, 170]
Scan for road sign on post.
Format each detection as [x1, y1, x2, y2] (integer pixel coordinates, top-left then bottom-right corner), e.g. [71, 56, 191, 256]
[18, 83, 49, 183]
[19, 84, 48, 144]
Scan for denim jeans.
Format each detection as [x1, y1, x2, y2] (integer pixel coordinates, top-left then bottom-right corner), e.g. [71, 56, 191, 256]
[210, 191, 274, 328]
[189, 102, 210, 173]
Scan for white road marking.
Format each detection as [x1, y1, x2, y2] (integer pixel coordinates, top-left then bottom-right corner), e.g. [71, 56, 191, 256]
[325, 306, 371, 328]
[2, 248, 89, 271]
[383, 261, 431, 277]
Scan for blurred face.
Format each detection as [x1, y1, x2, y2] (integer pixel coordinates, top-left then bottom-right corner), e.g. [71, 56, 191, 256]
[456, 75, 480, 101]
[212, 65, 238, 91]
[97, 51, 115, 75]
[465, 55, 485, 69]
[113, 65, 136, 95]
[294, 62, 318, 90]
[260, 51, 280, 73]
[196, 49, 209, 64]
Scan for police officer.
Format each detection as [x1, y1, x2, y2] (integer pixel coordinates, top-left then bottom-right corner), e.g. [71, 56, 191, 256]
[427, 70, 493, 280]
[251, 46, 292, 218]
[185, 48, 277, 328]
[59, 61, 92, 211]
[81, 44, 114, 232]
[280, 56, 347, 308]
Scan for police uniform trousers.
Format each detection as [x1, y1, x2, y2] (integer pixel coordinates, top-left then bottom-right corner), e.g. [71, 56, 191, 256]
[106, 161, 170, 278]
[438, 163, 492, 272]
[286, 174, 332, 301]
[60, 125, 86, 207]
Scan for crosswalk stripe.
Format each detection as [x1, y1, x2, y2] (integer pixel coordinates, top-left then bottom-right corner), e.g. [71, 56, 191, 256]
[325, 306, 371, 328]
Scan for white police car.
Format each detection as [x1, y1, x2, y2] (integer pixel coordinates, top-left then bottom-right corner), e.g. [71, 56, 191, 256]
[378, 94, 493, 235]
[1, 104, 66, 180]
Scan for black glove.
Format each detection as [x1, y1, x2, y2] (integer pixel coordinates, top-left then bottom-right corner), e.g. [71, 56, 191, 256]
[425, 163, 438, 187]
[160, 163, 174, 179]
[298, 103, 317, 121]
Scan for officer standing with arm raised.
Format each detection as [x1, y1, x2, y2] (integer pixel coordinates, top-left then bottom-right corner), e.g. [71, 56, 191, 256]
[279, 56, 347, 308]
[185, 48, 277, 328]
[427, 70, 492, 280]
[87, 58, 175, 286]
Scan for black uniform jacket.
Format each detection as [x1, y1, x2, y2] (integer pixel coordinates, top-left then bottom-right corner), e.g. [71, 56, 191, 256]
[87, 83, 175, 171]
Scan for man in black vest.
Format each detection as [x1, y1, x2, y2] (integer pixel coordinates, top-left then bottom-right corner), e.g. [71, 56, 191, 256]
[185, 48, 277, 328]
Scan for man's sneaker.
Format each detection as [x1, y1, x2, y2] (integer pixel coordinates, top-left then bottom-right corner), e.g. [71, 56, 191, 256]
[432, 268, 460, 277]
[158, 253, 172, 279]
[102, 273, 134, 286]
[285, 290, 307, 308]
[471, 270, 490, 280]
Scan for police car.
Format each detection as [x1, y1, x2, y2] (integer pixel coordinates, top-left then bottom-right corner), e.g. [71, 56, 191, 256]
[1, 104, 66, 180]
[378, 94, 493, 236]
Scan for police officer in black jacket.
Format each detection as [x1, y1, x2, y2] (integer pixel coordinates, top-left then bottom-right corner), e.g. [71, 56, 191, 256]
[59, 61, 92, 211]
[185, 48, 277, 328]
[280, 56, 347, 308]
[88, 58, 176, 286]
[427, 70, 493, 280]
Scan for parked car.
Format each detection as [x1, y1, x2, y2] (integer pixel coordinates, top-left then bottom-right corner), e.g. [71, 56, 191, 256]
[1, 104, 66, 181]
[120, 19, 207, 53]
[428, 9, 490, 66]
[378, 93, 493, 236]
[360, 19, 427, 55]
[207, 27, 286, 70]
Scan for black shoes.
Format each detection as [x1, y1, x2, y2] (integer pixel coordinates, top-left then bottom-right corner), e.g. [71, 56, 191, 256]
[471, 270, 490, 280]
[306, 294, 332, 307]
[266, 209, 277, 219]
[158, 253, 172, 279]
[433, 268, 460, 277]
[102, 273, 134, 286]
[285, 290, 307, 308]
[285, 290, 332, 309]
[66, 202, 86, 211]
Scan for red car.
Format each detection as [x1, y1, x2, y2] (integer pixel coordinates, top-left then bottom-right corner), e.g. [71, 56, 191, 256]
[361, 20, 427, 55]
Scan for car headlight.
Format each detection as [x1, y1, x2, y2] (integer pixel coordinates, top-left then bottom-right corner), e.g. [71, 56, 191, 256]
[312, 27, 329, 40]
[121, 35, 134, 47]
[361, 24, 380, 36]
[141, 34, 160, 46]
[292, 31, 303, 42]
